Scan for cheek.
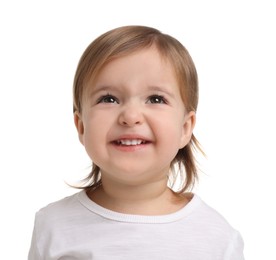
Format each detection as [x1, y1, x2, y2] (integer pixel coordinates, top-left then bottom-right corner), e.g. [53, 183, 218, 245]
[82, 112, 114, 151]
[82, 116, 102, 147]
[154, 115, 183, 144]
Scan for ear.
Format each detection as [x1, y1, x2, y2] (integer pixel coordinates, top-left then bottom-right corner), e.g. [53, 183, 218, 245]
[179, 111, 196, 149]
[74, 112, 84, 145]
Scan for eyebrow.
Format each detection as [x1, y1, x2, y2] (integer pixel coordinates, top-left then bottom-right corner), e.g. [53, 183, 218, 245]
[90, 85, 175, 98]
[147, 86, 175, 98]
[89, 85, 114, 97]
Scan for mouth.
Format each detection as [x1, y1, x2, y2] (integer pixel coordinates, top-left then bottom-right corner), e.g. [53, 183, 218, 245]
[112, 139, 150, 146]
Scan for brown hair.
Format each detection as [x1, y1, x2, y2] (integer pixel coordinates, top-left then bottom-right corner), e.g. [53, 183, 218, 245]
[73, 25, 203, 193]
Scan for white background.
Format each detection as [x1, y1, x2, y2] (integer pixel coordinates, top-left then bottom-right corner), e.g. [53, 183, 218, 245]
[0, 0, 275, 259]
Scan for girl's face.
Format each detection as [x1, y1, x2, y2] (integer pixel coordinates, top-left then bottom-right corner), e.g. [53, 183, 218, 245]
[75, 47, 195, 187]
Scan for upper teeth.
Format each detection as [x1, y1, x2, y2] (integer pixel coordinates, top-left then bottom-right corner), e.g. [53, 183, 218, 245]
[117, 139, 145, 145]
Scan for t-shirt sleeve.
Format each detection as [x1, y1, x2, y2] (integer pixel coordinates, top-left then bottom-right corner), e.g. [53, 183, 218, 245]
[28, 217, 41, 260]
[224, 231, 245, 260]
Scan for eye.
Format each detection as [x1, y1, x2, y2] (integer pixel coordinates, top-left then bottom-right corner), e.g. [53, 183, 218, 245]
[147, 95, 167, 104]
[97, 94, 119, 104]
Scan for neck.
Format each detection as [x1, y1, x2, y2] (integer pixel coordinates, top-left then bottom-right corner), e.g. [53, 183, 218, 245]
[87, 177, 188, 215]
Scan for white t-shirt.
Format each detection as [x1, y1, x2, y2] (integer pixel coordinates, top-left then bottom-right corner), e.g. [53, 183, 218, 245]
[28, 190, 244, 260]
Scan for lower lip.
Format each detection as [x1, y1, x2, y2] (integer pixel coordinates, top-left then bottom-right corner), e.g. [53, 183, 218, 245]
[110, 142, 150, 152]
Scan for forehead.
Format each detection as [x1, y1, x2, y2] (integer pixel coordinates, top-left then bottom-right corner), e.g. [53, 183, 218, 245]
[84, 46, 180, 92]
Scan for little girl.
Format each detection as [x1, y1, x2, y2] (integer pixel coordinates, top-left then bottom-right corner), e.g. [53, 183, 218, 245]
[29, 25, 244, 259]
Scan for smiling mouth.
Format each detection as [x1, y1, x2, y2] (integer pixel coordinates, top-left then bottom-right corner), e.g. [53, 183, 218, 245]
[113, 139, 149, 146]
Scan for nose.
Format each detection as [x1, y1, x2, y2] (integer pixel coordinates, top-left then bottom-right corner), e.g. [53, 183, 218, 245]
[118, 103, 144, 127]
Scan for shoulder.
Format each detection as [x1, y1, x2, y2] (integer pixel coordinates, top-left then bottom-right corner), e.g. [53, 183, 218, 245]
[177, 194, 244, 259]
[188, 194, 244, 250]
[34, 191, 86, 227]
[38, 191, 80, 212]
[191, 194, 236, 229]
